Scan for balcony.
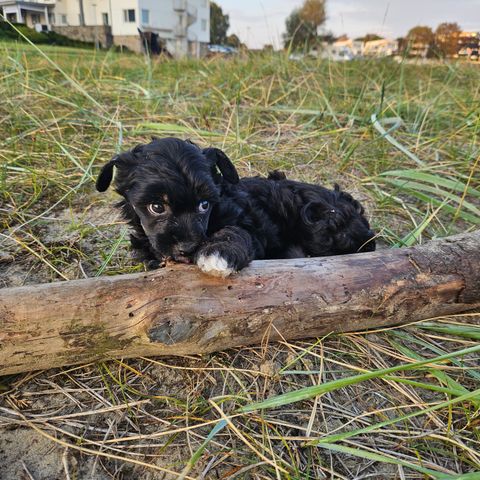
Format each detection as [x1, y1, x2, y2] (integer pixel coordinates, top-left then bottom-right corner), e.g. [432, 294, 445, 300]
[187, 6, 197, 26]
[173, 0, 187, 12]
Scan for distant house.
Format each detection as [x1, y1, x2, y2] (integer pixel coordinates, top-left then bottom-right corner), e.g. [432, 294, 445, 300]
[334, 39, 363, 56]
[315, 39, 361, 60]
[0, 0, 210, 57]
[363, 38, 398, 57]
[456, 31, 479, 58]
[317, 37, 397, 60]
[0, 0, 55, 32]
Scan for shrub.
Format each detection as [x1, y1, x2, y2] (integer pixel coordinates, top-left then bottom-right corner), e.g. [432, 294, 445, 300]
[0, 21, 94, 49]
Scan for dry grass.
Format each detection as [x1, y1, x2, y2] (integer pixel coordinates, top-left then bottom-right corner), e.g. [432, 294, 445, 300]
[0, 40, 479, 479]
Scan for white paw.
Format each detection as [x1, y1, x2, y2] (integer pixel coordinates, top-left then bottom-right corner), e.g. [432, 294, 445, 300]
[196, 253, 234, 278]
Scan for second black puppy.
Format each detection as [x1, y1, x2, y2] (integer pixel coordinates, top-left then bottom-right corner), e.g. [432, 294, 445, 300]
[96, 137, 375, 277]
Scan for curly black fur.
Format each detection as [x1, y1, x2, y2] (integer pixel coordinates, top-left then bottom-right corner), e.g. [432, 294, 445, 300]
[96, 137, 375, 276]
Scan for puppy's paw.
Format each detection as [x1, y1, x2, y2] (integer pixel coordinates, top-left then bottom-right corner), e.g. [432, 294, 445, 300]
[196, 252, 235, 278]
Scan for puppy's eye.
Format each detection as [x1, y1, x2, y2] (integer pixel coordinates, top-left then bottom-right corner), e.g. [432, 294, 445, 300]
[198, 200, 210, 214]
[147, 203, 165, 215]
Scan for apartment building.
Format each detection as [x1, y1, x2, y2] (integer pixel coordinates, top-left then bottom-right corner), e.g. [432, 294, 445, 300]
[0, 0, 210, 57]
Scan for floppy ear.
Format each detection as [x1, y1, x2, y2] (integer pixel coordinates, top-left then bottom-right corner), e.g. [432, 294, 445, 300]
[301, 199, 338, 225]
[202, 147, 239, 184]
[96, 149, 140, 192]
[268, 170, 287, 181]
[96, 157, 119, 192]
[351, 199, 364, 215]
[335, 184, 365, 215]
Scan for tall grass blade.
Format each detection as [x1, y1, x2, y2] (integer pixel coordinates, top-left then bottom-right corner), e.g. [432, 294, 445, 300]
[240, 344, 480, 412]
[371, 114, 425, 166]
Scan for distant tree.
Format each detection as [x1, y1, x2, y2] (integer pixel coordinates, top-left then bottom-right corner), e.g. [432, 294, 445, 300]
[283, 9, 317, 50]
[225, 33, 247, 50]
[317, 33, 337, 44]
[299, 0, 326, 30]
[263, 44, 274, 52]
[283, 0, 326, 50]
[225, 33, 241, 48]
[210, 2, 229, 45]
[435, 22, 461, 57]
[407, 25, 435, 57]
[355, 33, 384, 42]
[407, 25, 434, 45]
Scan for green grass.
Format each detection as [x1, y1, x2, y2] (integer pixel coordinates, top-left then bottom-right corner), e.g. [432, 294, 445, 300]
[0, 20, 96, 48]
[0, 40, 479, 479]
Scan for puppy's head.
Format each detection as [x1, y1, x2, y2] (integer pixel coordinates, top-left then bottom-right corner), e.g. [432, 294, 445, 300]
[96, 137, 239, 263]
[301, 185, 376, 256]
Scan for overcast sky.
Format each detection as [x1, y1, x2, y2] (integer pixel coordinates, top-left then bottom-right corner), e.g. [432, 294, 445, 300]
[217, 0, 480, 49]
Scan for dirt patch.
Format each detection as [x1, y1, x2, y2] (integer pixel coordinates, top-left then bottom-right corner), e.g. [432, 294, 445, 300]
[0, 428, 111, 480]
[0, 204, 130, 288]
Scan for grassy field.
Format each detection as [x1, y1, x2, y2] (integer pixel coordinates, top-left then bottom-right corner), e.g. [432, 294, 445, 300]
[0, 40, 479, 479]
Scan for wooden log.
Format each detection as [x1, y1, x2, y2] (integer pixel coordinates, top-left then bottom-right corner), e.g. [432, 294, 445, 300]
[0, 231, 479, 376]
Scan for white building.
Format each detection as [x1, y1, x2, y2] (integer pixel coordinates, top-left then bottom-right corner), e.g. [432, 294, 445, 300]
[363, 38, 398, 57]
[317, 39, 362, 61]
[318, 38, 398, 61]
[0, 0, 210, 57]
[0, 0, 55, 31]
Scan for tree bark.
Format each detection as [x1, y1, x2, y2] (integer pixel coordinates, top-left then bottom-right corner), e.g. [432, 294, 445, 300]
[1, 231, 479, 376]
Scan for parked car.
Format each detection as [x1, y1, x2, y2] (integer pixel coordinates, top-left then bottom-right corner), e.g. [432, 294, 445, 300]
[208, 44, 237, 55]
[470, 50, 479, 61]
[288, 52, 305, 61]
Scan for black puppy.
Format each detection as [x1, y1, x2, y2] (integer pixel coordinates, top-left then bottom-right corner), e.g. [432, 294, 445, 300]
[96, 137, 375, 277]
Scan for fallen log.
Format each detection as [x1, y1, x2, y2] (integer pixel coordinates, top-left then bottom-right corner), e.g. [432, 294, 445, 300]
[0, 231, 479, 376]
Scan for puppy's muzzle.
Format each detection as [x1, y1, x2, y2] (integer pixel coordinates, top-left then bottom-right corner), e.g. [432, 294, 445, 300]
[172, 241, 199, 264]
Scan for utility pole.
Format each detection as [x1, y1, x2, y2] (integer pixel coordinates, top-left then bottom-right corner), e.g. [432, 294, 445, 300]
[92, 3, 99, 48]
[78, 0, 85, 26]
[109, 0, 113, 28]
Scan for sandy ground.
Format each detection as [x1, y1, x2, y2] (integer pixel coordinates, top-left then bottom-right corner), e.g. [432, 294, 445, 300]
[0, 429, 112, 480]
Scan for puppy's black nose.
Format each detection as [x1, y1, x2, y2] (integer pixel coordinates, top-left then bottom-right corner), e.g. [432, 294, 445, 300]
[175, 242, 198, 256]
[173, 242, 198, 264]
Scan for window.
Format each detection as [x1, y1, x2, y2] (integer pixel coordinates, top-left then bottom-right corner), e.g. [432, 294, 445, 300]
[60, 14, 67, 24]
[201, 19, 207, 31]
[102, 12, 109, 25]
[141, 9, 149, 24]
[123, 9, 135, 23]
